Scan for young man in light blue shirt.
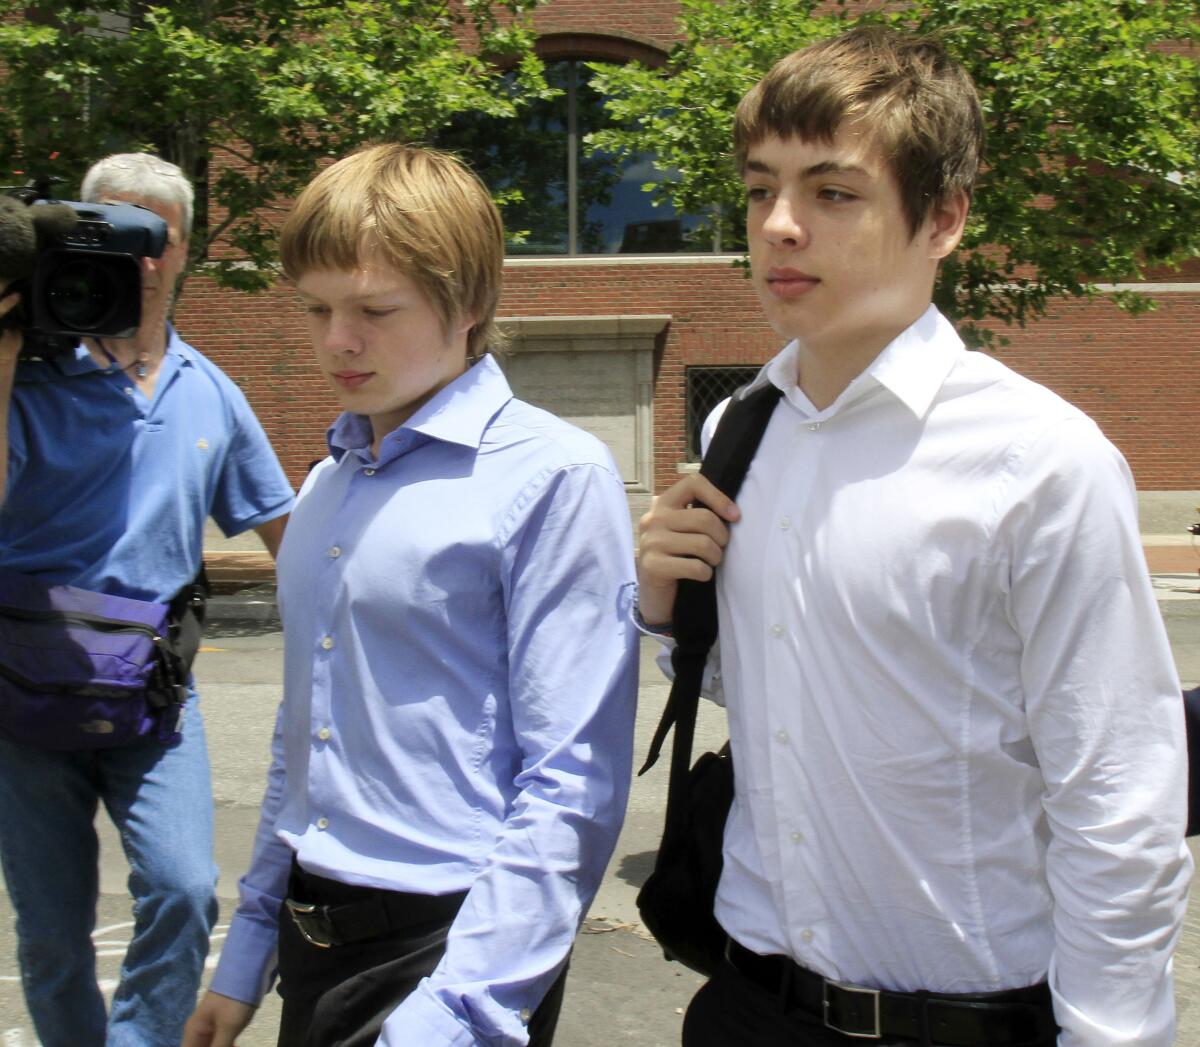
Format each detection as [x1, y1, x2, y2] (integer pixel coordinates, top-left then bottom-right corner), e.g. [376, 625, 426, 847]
[186, 144, 639, 1047]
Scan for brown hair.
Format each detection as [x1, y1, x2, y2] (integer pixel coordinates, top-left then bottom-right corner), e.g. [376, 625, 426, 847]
[280, 144, 505, 358]
[734, 26, 985, 236]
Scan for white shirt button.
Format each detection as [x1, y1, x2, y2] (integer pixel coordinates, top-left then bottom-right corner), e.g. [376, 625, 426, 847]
[316, 817, 329, 830]
[808, 422, 820, 432]
[317, 727, 331, 741]
[320, 635, 334, 650]
[776, 729, 789, 744]
[770, 623, 783, 638]
[801, 928, 814, 943]
[364, 467, 376, 476]
[780, 517, 791, 530]
[329, 546, 342, 559]
[124, 387, 135, 396]
[791, 830, 804, 843]
[712, 670, 722, 682]
[519, 1008, 532, 1024]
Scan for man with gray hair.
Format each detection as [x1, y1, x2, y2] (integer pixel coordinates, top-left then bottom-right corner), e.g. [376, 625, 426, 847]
[75, 152, 200, 389]
[0, 153, 294, 1046]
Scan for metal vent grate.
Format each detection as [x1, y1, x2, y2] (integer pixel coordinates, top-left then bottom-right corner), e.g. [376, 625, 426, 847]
[685, 365, 761, 461]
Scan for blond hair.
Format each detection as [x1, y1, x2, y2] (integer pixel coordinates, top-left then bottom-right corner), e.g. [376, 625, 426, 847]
[280, 144, 505, 358]
[734, 26, 985, 236]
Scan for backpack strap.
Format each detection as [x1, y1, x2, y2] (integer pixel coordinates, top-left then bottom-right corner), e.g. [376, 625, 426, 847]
[639, 381, 783, 803]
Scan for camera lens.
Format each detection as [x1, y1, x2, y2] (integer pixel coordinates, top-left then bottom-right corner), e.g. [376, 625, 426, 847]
[43, 260, 120, 331]
[31, 246, 143, 338]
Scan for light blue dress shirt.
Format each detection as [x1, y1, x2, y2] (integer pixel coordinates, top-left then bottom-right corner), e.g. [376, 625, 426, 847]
[212, 354, 638, 1045]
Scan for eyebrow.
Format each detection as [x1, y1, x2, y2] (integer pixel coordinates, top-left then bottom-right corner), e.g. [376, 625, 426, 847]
[295, 288, 400, 302]
[744, 158, 871, 180]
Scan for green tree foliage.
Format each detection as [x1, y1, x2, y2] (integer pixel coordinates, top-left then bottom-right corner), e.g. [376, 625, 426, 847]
[0, 1, 548, 289]
[591, 0, 1200, 347]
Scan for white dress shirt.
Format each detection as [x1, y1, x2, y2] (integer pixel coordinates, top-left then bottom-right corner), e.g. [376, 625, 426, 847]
[700, 306, 1191, 1046]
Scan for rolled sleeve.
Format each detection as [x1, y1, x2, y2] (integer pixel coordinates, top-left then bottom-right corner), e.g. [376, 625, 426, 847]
[379, 990, 477, 1046]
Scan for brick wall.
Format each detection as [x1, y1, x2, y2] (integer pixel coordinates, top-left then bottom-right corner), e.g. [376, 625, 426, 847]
[177, 277, 335, 483]
[995, 292, 1200, 490]
[179, 262, 1200, 494]
[529, 0, 683, 48]
[173, 0, 1200, 495]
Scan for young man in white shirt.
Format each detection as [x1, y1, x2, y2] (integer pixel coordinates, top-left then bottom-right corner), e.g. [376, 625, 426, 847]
[637, 26, 1191, 1047]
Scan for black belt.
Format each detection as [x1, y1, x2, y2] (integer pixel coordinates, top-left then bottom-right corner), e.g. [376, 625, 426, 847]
[284, 860, 466, 949]
[724, 938, 1057, 1045]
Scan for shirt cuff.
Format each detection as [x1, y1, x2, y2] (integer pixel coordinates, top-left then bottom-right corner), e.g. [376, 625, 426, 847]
[632, 601, 673, 638]
[207, 912, 278, 1007]
[377, 984, 480, 1047]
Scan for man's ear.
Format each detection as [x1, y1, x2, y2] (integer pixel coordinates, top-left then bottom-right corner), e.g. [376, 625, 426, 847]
[926, 190, 970, 261]
[454, 311, 477, 339]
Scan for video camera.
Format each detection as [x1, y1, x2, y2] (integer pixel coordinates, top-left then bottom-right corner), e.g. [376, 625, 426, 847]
[0, 182, 168, 358]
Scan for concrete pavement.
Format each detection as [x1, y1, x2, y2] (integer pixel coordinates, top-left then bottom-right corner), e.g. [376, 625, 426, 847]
[0, 626, 719, 1046]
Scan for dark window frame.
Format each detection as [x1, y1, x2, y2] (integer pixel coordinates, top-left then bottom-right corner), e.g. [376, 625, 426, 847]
[444, 33, 724, 258]
[685, 365, 762, 461]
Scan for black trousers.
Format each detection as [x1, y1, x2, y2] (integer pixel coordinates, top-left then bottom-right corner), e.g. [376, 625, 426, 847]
[681, 959, 1059, 1047]
[275, 863, 568, 1047]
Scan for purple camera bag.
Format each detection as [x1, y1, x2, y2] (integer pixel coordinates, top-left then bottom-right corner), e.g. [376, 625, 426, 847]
[0, 567, 185, 750]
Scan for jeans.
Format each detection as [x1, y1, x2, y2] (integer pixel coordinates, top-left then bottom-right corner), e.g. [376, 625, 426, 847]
[0, 695, 218, 1047]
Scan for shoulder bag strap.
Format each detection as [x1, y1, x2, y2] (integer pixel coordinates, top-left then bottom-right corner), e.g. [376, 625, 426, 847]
[639, 381, 783, 841]
[166, 562, 212, 683]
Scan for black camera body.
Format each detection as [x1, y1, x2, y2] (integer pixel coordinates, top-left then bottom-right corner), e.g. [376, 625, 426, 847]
[1, 193, 168, 358]
[31, 200, 167, 336]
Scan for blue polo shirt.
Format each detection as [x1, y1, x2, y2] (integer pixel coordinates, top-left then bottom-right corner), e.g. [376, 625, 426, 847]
[0, 328, 294, 603]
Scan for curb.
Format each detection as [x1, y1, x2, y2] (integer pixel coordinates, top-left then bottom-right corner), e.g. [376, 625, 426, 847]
[207, 589, 280, 623]
[1153, 574, 1200, 602]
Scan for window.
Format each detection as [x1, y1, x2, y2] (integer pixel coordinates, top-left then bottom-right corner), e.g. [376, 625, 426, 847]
[686, 366, 761, 461]
[441, 58, 718, 256]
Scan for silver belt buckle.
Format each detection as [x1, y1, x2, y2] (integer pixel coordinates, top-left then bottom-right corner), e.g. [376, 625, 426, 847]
[823, 978, 882, 1039]
[285, 899, 336, 948]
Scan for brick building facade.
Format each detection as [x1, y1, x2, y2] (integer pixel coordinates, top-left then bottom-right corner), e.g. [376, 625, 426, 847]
[174, 0, 1200, 496]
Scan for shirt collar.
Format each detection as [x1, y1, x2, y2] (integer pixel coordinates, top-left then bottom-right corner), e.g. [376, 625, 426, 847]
[750, 305, 963, 422]
[327, 352, 514, 463]
[865, 306, 962, 420]
[164, 324, 196, 367]
[51, 322, 194, 376]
